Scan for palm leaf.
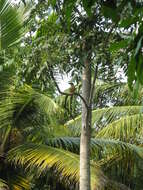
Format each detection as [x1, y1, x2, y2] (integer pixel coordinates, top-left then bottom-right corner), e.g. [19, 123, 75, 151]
[0, 0, 23, 49]
[104, 180, 131, 190]
[46, 137, 80, 153]
[34, 90, 64, 117]
[0, 85, 63, 130]
[0, 70, 14, 91]
[93, 80, 123, 104]
[46, 137, 143, 189]
[46, 137, 143, 164]
[96, 114, 143, 142]
[9, 175, 30, 190]
[0, 178, 9, 189]
[7, 143, 106, 190]
[0, 125, 11, 153]
[66, 106, 143, 135]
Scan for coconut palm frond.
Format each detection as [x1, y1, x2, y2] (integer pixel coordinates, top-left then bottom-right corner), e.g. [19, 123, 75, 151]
[0, 125, 11, 153]
[9, 175, 30, 190]
[95, 80, 122, 92]
[105, 180, 131, 190]
[91, 139, 142, 164]
[66, 106, 143, 135]
[34, 91, 64, 118]
[92, 106, 142, 127]
[0, 85, 63, 130]
[0, 70, 14, 92]
[0, 179, 9, 189]
[93, 81, 122, 102]
[46, 137, 80, 153]
[7, 143, 105, 190]
[12, 85, 63, 118]
[96, 114, 143, 142]
[46, 136, 143, 188]
[94, 82, 143, 107]
[46, 137, 142, 164]
[0, 0, 23, 49]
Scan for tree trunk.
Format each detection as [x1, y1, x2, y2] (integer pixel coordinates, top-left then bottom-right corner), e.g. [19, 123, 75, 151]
[80, 56, 91, 190]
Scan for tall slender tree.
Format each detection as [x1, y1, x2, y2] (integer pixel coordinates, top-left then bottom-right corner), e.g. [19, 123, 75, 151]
[80, 41, 92, 190]
[18, 1, 119, 189]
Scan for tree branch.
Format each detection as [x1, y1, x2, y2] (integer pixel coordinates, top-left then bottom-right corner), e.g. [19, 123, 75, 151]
[49, 66, 89, 110]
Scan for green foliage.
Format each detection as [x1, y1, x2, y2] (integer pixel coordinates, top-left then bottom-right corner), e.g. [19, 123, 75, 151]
[14, 11, 70, 91]
[101, 5, 119, 22]
[0, 178, 9, 189]
[46, 137, 143, 162]
[7, 174, 30, 190]
[66, 106, 143, 135]
[96, 114, 143, 143]
[45, 136, 143, 189]
[36, 13, 60, 37]
[0, 0, 23, 49]
[107, 2, 143, 89]
[109, 40, 129, 52]
[1, 80, 143, 189]
[2, 1, 143, 189]
[8, 143, 105, 190]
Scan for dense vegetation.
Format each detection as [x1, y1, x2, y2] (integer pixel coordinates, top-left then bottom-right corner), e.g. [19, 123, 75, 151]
[1, 0, 143, 190]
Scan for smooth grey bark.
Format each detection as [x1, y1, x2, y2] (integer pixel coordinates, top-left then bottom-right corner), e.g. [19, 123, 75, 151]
[80, 57, 91, 190]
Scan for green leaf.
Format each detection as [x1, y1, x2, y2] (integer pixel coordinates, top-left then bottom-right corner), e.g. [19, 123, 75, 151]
[0, 0, 23, 49]
[134, 36, 143, 57]
[63, 0, 77, 27]
[128, 56, 136, 90]
[66, 106, 142, 135]
[96, 114, 143, 142]
[133, 79, 140, 99]
[82, 0, 96, 16]
[0, 178, 9, 189]
[101, 6, 119, 22]
[119, 17, 137, 28]
[8, 175, 30, 190]
[0, 84, 63, 133]
[8, 143, 105, 189]
[137, 54, 143, 84]
[49, 0, 57, 7]
[46, 137, 143, 172]
[110, 40, 129, 52]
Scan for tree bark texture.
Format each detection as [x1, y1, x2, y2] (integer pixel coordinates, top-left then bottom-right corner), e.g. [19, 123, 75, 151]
[80, 57, 91, 190]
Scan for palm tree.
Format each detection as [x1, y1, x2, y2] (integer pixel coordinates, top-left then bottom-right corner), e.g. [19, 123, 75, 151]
[0, 81, 106, 189]
[0, 0, 23, 50]
[65, 106, 143, 189]
[0, 68, 142, 190]
[0, 1, 28, 188]
[1, 82, 143, 190]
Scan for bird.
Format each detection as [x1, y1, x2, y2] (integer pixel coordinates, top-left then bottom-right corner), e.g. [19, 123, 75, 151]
[69, 82, 75, 95]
